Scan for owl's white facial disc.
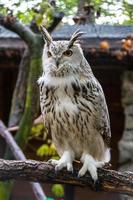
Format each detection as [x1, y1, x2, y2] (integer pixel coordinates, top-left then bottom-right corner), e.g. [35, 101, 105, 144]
[42, 41, 84, 77]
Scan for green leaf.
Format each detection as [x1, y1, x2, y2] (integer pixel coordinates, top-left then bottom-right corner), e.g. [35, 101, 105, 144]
[37, 144, 50, 157]
[52, 184, 64, 198]
[31, 123, 44, 136]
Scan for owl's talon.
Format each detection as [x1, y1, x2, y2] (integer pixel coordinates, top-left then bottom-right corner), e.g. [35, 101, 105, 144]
[78, 164, 87, 178]
[55, 161, 73, 172]
[78, 171, 84, 178]
[55, 165, 60, 171]
[52, 151, 74, 172]
[47, 159, 52, 164]
[67, 163, 73, 172]
[78, 159, 106, 181]
[78, 164, 98, 181]
[57, 161, 67, 171]
[95, 161, 105, 168]
[79, 154, 99, 181]
[47, 159, 58, 165]
[93, 179, 101, 191]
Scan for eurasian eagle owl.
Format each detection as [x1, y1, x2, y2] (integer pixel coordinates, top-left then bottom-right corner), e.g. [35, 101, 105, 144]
[38, 26, 111, 181]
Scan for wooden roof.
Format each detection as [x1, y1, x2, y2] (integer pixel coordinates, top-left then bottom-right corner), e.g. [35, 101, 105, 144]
[0, 25, 18, 38]
[52, 24, 133, 39]
[0, 25, 25, 50]
[52, 24, 133, 51]
[1, 23, 132, 51]
[0, 23, 133, 41]
[0, 24, 132, 69]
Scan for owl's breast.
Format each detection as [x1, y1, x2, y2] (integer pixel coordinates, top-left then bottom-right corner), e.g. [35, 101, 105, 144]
[39, 80, 102, 158]
[55, 97, 79, 116]
[43, 92, 79, 125]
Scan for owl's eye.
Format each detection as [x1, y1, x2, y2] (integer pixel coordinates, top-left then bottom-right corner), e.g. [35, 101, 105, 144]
[47, 51, 52, 58]
[63, 49, 73, 57]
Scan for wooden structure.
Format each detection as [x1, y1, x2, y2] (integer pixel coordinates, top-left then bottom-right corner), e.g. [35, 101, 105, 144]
[0, 24, 133, 200]
[0, 25, 25, 123]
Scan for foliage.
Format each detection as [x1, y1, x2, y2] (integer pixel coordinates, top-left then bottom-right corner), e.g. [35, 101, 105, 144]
[52, 184, 64, 198]
[56, 0, 79, 15]
[37, 143, 57, 157]
[30, 123, 58, 159]
[122, 1, 133, 25]
[0, 0, 133, 25]
[78, 0, 133, 24]
[31, 123, 45, 137]
[0, 0, 54, 27]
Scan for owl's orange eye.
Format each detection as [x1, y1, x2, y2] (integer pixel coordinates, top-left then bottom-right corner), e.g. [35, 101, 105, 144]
[63, 49, 73, 57]
[47, 51, 52, 58]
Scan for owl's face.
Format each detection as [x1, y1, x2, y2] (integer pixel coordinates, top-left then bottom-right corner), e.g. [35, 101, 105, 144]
[40, 26, 84, 77]
[43, 41, 83, 77]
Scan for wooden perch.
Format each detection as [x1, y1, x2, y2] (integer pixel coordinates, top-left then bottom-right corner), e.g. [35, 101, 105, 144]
[0, 159, 133, 195]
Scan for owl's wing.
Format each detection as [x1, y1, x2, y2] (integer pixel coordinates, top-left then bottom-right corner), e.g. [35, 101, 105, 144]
[92, 79, 111, 146]
[77, 76, 111, 146]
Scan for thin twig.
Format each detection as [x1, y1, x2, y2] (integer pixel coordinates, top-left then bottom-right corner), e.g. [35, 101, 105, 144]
[7, 115, 43, 132]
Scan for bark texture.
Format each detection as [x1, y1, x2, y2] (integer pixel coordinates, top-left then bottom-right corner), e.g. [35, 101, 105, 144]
[0, 159, 133, 196]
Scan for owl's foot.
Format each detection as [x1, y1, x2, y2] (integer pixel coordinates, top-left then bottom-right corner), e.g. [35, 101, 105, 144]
[49, 151, 74, 172]
[78, 154, 105, 182]
[48, 159, 59, 165]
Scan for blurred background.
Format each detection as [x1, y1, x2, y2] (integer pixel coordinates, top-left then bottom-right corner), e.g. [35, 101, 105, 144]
[0, 0, 133, 200]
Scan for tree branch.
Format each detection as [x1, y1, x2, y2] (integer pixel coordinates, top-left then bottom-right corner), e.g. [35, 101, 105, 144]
[0, 159, 132, 195]
[48, 12, 64, 32]
[0, 14, 35, 47]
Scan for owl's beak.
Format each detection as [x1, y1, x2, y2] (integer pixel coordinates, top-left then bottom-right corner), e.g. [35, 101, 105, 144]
[55, 59, 60, 68]
[55, 57, 60, 68]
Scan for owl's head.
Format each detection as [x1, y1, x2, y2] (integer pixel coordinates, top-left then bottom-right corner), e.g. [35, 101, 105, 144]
[40, 26, 85, 77]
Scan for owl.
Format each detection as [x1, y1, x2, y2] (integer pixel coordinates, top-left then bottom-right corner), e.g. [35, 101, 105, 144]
[38, 26, 111, 181]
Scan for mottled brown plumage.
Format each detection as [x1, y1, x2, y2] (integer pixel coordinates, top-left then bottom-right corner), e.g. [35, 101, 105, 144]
[38, 26, 111, 181]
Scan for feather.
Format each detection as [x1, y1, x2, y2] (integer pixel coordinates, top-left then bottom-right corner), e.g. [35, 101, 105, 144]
[68, 29, 85, 48]
[40, 25, 53, 45]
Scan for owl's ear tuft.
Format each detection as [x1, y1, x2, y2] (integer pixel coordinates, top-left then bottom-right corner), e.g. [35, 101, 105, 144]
[40, 25, 53, 46]
[68, 29, 84, 48]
